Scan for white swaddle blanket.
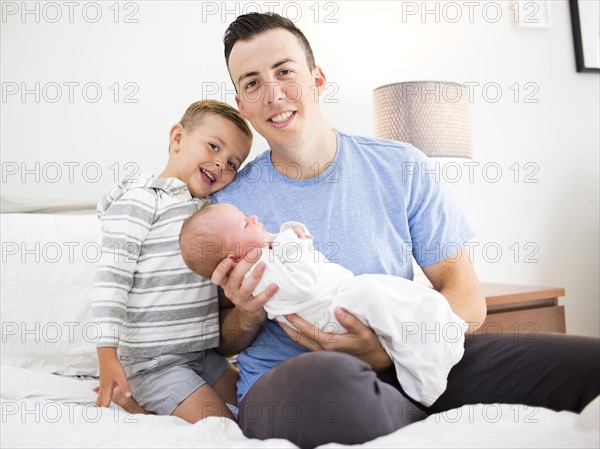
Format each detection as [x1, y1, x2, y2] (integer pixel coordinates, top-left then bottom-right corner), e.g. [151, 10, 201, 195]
[247, 222, 467, 407]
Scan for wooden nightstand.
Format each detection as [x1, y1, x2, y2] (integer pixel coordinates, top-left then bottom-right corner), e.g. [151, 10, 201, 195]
[477, 283, 566, 334]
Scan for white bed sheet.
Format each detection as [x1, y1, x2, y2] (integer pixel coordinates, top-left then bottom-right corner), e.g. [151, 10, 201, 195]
[1, 365, 598, 449]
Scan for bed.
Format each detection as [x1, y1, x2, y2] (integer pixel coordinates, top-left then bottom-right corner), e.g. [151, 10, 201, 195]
[1, 200, 598, 448]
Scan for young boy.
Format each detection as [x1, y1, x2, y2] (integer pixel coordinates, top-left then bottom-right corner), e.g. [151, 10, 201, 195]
[91, 100, 253, 423]
[179, 203, 467, 407]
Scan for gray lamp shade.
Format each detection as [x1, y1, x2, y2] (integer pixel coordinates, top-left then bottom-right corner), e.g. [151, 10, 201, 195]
[373, 81, 472, 158]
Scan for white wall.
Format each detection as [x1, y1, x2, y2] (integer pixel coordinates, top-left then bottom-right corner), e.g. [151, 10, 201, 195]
[2, 1, 598, 337]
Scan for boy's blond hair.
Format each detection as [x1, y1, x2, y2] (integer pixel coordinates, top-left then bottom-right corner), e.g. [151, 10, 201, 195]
[171, 99, 253, 151]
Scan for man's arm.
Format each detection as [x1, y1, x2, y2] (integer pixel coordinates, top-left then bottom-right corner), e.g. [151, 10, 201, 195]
[421, 245, 487, 333]
[280, 245, 486, 369]
[216, 290, 264, 356]
[212, 250, 278, 357]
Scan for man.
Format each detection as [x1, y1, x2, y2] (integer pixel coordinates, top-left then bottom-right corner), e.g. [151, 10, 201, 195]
[211, 13, 598, 449]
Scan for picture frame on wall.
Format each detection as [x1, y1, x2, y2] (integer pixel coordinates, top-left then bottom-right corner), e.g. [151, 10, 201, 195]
[569, 0, 600, 73]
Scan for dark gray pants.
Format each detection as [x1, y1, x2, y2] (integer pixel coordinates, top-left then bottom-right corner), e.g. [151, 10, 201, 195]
[238, 333, 600, 448]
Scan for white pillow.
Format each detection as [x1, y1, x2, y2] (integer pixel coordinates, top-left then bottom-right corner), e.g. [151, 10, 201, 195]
[1, 213, 102, 376]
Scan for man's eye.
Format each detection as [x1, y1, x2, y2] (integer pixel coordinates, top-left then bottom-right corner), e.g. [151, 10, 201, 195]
[245, 80, 258, 91]
[279, 69, 292, 76]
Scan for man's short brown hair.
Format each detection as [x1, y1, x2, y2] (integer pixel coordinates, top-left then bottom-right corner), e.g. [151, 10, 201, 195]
[224, 12, 316, 70]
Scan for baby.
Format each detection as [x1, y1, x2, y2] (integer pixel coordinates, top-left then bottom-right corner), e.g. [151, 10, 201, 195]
[91, 100, 252, 423]
[179, 203, 468, 406]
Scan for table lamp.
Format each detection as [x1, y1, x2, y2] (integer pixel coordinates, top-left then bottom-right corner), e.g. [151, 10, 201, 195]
[373, 81, 471, 158]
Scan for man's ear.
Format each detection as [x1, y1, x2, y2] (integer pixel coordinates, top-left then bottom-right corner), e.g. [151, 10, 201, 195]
[312, 66, 327, 97]
[235, 94, 246, 117]
[169, 124, 184, 153]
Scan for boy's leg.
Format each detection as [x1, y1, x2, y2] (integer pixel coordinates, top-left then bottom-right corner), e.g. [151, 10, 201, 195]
[109, 351, 238, 417]
[121, 351, 237, 422]
[211, 364, 240, 407]
[238, 351, 426, 449]
[172, 383, 236, 423]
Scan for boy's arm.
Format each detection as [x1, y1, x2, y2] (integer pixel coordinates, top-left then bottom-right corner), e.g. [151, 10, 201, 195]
[92, 188, 155, 402]
[95, 347, 131, 407]
[92, 189, 155, 348]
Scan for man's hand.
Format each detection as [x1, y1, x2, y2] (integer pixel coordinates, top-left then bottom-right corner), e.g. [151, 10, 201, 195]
[211, 248, 277, 325]
[96, 348, 132, 408]
[278, 308, 392, 372]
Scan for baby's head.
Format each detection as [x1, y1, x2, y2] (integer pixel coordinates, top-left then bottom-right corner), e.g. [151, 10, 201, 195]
[162, 99, 253, 198]
[180, 203, 272, 278]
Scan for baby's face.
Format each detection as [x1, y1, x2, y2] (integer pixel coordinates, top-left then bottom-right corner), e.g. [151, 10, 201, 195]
[214, 204, 272, 257]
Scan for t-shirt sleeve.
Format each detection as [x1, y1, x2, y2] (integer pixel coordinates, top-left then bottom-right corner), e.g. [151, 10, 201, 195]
[403, 146, 474, 267]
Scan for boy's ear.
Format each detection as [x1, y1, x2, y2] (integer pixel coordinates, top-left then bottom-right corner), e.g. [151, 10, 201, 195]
[169, 124, 184, 153]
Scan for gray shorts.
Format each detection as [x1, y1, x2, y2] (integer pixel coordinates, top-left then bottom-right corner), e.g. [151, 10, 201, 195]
[121, 350, 231, 416]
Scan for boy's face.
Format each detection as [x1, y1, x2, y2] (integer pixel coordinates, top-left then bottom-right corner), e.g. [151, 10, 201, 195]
[228, 28, 326, 148]
[168, 114, 251, 197]
[213, 204, 271, 257]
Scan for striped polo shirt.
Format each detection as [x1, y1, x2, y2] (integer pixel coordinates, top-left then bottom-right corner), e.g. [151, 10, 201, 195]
[91, 174, 218, 359]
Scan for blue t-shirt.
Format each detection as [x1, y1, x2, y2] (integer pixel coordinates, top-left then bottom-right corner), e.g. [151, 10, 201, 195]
[212, 131, 473, 402]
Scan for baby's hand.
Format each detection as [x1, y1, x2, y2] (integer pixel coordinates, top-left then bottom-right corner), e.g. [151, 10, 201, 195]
[292, 227, 312, 240]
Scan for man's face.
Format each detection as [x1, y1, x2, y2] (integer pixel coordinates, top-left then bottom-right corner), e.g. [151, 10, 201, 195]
[228, 28, 326, 147]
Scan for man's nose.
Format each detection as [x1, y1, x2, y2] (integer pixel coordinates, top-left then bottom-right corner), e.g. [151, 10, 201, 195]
[264, 81, 285, 105]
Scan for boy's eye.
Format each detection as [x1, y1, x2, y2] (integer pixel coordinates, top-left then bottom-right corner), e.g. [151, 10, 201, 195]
[209, 143, 219, 152]
[227, 161, 237, 171]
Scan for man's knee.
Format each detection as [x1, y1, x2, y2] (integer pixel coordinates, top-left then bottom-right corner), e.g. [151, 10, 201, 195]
[239, 352, 424, 447]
